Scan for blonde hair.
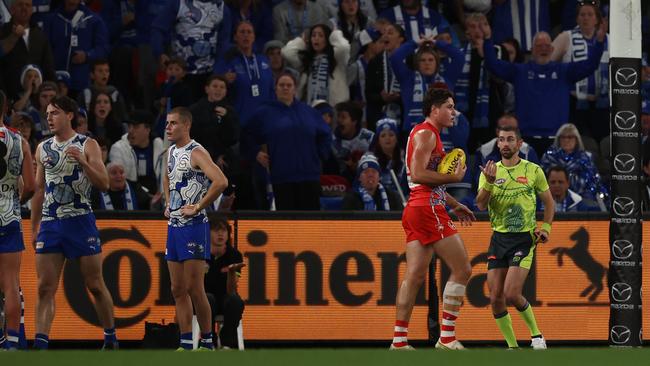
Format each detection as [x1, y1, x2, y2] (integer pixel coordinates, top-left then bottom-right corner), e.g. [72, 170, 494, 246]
[553, 123, 584, 151]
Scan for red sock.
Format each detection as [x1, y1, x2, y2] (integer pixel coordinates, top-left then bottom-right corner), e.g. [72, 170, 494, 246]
[440, 310, 459, 343]
[392, 320, 409, 347]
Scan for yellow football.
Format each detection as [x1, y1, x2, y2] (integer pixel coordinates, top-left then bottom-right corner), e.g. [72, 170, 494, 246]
[437, 148, 466, 175]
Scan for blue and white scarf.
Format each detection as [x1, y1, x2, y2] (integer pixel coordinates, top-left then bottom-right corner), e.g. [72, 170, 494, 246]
[307, 54, 330, 104]
[358, 183, 390, 211]
[407, 71, 445, 127]
[569, 28, 609, 109]
[100, 184, 136, 210]
[454, 43, 490, 128]
[382, 51, 401, 120]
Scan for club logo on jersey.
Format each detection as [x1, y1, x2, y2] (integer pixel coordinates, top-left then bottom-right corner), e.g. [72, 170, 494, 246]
[448, 221, 456, 230]
[495, 178, 506, 185]
[516, 177, 528, 184]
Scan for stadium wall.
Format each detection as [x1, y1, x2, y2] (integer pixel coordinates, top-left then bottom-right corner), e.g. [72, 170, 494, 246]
[16, 212, 649, 341]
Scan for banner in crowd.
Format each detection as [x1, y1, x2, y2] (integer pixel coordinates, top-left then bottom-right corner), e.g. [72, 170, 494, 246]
[609, 0, 643, 347]
[16, 219, 650, 341]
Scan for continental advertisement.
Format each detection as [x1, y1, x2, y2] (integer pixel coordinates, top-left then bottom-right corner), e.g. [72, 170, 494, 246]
[15, 218, 650, 341]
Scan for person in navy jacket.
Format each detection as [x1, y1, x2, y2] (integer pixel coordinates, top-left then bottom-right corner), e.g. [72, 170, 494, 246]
[480, 20, 605, 155]
[245, 72, 332, 210]
[43, 0, 110, 96]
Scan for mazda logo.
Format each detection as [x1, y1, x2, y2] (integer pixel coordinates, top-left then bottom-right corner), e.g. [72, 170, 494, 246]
[613, 197, 635, 216]
[615, 68, 638, 87]
[612, 282, 632, 302]
[611, 325, 631, 344]
[613, 154, 636, 174]
[612, 240, 634, 259]
[614, 111, 637, 130]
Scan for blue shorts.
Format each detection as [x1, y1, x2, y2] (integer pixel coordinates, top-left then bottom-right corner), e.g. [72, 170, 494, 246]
[166, 222, 210, 262]
[0, 221, 24, 253]
[35, 214, 101, 259]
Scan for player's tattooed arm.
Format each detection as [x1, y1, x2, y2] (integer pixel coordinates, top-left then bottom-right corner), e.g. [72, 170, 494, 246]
[162, 150, 170, 218]
[19, 137, 35, 204]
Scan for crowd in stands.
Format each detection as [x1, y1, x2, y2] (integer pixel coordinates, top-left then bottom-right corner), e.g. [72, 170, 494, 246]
[2, 0, 650, 214]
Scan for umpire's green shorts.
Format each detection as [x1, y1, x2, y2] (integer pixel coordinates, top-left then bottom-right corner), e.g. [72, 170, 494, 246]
[487, 231, 536, 270]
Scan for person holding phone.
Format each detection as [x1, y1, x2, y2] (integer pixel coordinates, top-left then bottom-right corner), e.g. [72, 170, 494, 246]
[475, 125, 555, 350]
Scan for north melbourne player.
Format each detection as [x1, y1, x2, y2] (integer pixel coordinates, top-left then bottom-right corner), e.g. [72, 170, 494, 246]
[31, 96, 118, 350]
[0, 90, 34, 350]
[476, 126, 554, 349]
[391, 88, 475, 351]
[163, 107, 228, 350]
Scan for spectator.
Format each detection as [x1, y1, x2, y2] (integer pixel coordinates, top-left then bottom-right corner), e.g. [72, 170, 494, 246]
[282, 23, 351, 107]
[481, 21, 606, 154]
[379, 0, 452, 43]
[342, 153, 402, 210]
[204, 216, 244, 349]
[11, 112, 37, 153]
[214, 21, 275, 127]
[312, 99, 334, 127]
[328, 0, 372, 60]
[551, 0, 609, 142]
[226, 0, 273, 53]
[55, 70, 71, 97]
[366, 21, 405, 129]
[100, 0, 138, 108]
[371, 117, 407, 196]
[151, 0, 232, 97]
[77, 59, 129, 124]
[30, 0, 52, 29]
[472, 113, 539, 190]
[390, 36, 463, 136]
[0, 0, 55, 101]
[190, 75, 240, 182]
[454, 13, 511, 149]
[91, 162, 152, 210]
[491, 0, 550, 51]
[347, 26, 383, 123]
[133, 0, 167, 110]
[245, 72, 332, 210]
[264, 40, 298, 82]
[319, 0, 377, 20]
[88, 91, 125, 146]
[272, 0, 328, 44]
[13, 64, 43, 111]
[97, 136, 110, 164]
[545, 165, 601, 212]
[44, 0, 110, 96]
[332, 101, 374, 182]
[75, 107, 90, 136]
[540, 123, 607, 206]
[158, 56, 196, 113]
[26, 81, 57, 139]
[109, 109, 164, 196]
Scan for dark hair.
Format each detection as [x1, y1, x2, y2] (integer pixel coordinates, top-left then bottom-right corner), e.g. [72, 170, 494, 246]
[88, 91, 122, 142]
[501, 38, 524, 63]
[166, 56, 187, 70]
[547, 165, 569, 181]
[206, 74, 228, 87]
[337, 0, 368, 43]
[208, 215, 232, 246]
[234, 20, 255, 37]
[335, 101, 362, 125]
[422, 88, 453, 117]
[128, 109, 154, 127]
[381, 21, 406, 41]
[275, 71, 297, 87]
[576, 0, 603, 24]
[497, 125, 522, 140]
[372, 130, 403, 174]
[49, 95, 78, 128]
[299, 24, 337, 78]
[414, 43, 441, 74]
[169, 106, 193, 124]
[91, 59, 110, 73]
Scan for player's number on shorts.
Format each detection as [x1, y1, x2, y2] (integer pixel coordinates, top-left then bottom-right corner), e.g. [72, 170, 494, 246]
[0, 141, 7, 179]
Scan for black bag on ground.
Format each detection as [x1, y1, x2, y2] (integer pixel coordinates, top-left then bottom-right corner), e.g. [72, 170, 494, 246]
[142, 321, 180, 349]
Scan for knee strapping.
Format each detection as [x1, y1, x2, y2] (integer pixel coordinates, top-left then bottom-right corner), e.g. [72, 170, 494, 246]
[443, 281, 466, 305]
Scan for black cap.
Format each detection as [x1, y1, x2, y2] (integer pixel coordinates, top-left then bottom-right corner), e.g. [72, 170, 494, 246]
[127, 110, 154, 126]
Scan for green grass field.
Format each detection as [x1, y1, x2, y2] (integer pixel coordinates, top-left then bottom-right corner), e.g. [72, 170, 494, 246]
[1, 348, 648, 366]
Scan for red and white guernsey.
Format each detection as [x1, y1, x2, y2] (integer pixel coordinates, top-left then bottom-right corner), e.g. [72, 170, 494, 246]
[405, 121, 448, 207]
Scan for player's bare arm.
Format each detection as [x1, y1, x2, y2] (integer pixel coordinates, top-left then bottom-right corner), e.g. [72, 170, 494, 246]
[410, 129, 465, 186]
[445, 192, 476, 226]
[162, 150, 170, 218]
[67, 138, 109, 191]
[30, 143, 45, 242]
[535, 189, 555, 243]
[476, 160, 497, 211]
[180, 147, 228, 217]
[19, 137, 35, 204]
